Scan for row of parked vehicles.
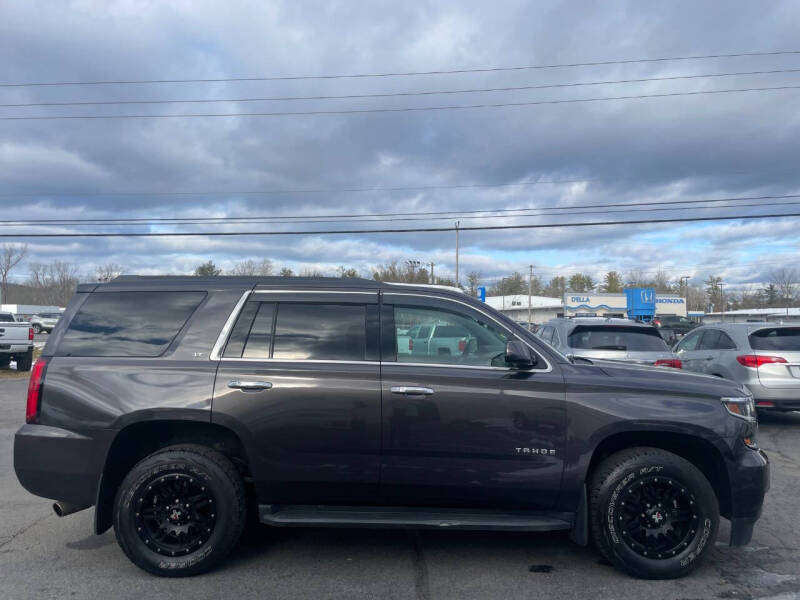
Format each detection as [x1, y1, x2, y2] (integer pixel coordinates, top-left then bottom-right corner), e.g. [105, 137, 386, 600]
[0, 312, 61, 371]
[535, 317, 800, 412]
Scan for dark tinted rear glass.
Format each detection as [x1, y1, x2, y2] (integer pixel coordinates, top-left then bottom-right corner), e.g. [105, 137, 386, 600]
[749, 327, 800, 351]
[272, 303, 366, 361]
[0, 314, 15, 322]
[568, 325, 669, 352]
[432, 325, 468, 338]
[242, 303, 276, 359]
[58, 291, 205, 357]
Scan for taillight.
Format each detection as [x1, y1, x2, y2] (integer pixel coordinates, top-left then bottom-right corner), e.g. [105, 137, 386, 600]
[26, 358, 47, 424]
[458, 339, 466, 353]
[654, 359, 682, 368]
[408, 338, 413, 351]
[28, 327, 34, 341]
[736, 355, 788, 368]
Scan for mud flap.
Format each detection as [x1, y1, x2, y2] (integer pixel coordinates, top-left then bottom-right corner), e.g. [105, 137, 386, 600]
[569, 484, 588, 546]
[730, 517, 756, 546]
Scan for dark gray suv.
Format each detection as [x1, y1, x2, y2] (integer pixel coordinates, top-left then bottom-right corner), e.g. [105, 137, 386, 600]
[14, 276, 769, 579]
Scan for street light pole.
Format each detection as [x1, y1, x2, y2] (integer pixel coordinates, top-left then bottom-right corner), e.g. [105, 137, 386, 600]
[680, 275, 690, 315]
[719, 282, 726, 323]
[429, 262, 435, 284]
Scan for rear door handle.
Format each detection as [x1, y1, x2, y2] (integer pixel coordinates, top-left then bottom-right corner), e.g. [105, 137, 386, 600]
[228, 380, 273, 391]
[391, 386, 434, 396]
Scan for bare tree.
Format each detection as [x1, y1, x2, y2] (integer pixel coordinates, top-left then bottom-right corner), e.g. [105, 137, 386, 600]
[96, 263, 124, 283]
[769, 267, 798, 313]
[27, 261, 80, 306]
[466, 271, 481, 296]
[229, 258, 273, 276]
[0, 243, 27, 303]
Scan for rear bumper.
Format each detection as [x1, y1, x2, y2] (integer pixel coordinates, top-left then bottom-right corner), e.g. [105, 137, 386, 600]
[744, 382, 800, 410]
[0, 344, 33, 354]
[727, 447, 770, 546]
[13, 424, 110, 506]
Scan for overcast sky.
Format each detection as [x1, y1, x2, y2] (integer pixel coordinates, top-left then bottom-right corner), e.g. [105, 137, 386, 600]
[1, 0, 798, 290]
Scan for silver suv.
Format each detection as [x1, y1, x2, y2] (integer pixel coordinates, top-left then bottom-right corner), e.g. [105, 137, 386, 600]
[30, 313, 61, 334]
[674, 323, 800, 411]
[537, 317, 681, 367]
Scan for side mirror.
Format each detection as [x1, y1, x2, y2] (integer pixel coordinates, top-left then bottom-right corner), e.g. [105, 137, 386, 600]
[505, 340, 537, 370]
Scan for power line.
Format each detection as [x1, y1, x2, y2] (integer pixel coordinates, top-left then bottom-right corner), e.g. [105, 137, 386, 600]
[4, 68, 800, 108]
[2, 50, 799, 88]
[3, 84, 797, 121]
[3, 193, 798, 225]
[0, 209, 798, 237]
[5, 198, 800, 229]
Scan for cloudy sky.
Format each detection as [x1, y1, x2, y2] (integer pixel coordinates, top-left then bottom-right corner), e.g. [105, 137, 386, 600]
[1, 0, 798, 290]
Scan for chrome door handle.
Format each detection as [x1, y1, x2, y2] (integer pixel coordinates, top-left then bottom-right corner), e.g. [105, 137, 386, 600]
[228, 380, 273, 391]
[391, 386, 434, 396]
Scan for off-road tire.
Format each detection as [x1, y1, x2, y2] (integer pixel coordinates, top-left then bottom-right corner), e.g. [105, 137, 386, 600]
[16, 349, 33, 372]
[589, 447, 718, 579]
[113, 444, 246, 577]
[32, 324, 41, 334]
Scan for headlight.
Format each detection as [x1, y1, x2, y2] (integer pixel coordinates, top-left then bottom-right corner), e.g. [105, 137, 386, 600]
[721, 395, 756, 421]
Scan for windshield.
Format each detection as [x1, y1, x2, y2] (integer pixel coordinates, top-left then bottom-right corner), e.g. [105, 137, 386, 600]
[568, 325, 670, 352]
[749, 327, 800, 352]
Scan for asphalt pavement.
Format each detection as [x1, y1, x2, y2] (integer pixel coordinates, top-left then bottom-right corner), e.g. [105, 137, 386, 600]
[1, 377, 799, 600]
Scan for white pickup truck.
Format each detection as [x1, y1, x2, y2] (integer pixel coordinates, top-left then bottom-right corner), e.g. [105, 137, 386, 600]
[0, 312, 34, 371]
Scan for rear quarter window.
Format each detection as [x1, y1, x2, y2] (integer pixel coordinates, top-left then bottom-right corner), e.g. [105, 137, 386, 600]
[57, 291, 206, 357]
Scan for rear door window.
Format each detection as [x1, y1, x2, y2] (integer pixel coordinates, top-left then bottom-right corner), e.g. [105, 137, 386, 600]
[58, 291, 206, 357]
[749, 328, 800, 351]
[272, 303, 367, 361]
[698, 329, 721, 350]
[568, 325, 669, 352]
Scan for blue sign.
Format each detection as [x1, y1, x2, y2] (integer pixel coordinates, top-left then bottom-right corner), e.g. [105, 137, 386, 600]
[477, 286, 486, 302]
[625, 287, 656, 322]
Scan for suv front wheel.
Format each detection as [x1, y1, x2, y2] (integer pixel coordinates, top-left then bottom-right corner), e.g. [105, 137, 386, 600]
[589, 447, 719, 579]
[113, 444, 246, 576]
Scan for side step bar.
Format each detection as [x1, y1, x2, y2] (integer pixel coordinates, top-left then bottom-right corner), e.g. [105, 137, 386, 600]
[259, 504, 573, 532]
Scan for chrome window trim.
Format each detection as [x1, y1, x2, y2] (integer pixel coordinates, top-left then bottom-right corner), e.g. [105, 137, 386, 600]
[209, 290, 252, 360]
[252, 290, 377, 295]
[211, 289, 553, 373]
[384, 292, 553, 373]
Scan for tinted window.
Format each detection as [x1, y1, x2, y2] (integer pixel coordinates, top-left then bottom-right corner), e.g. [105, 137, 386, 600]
[0, 314, 15, 322]
[718, 332, 737, 350]
[749, 327, 800, 351]
[676, 330, 702, 351]
[568, 326, 669, 352]
[538, 326, 554, 344]
[223, 301, 259, 358]
[432, 325, 469, 338]
[273, 303, 366, 361]
[58, 291, 205, 357]
[698, 329, 721, 350]
[394, 305, 509, 366]
[242, 303, 276, 359]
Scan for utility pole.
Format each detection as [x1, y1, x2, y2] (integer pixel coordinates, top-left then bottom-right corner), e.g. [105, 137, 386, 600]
[528, 264, 534, 330]
[454, 221, 460, 287]
[429, 262, 435, 284]
[680, 275, 690, 315]
[719, 282, 726, 323]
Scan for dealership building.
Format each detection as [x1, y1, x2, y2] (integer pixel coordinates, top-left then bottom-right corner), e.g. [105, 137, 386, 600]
[563, 292, 688, 318]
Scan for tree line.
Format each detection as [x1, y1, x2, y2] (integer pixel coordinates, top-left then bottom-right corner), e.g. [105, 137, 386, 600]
[0, 242, 797, 313]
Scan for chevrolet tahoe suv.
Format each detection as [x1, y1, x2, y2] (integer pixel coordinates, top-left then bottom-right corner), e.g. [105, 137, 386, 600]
[14, 277, 769, 579]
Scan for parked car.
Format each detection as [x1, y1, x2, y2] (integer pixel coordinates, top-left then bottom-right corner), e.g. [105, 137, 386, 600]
[0, 311, 34, 371]
[654, 315, 699, 337]
[674, 323, 800, 411]
[14, 277, 768, 579]
[30, 312, 62, 334]
[537, 317, 682, 368]
[409, 322, 476, 358]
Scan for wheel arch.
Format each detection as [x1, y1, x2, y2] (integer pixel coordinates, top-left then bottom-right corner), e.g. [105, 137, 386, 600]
[94, 419, 252, 534]
[586, 430, 732, 519]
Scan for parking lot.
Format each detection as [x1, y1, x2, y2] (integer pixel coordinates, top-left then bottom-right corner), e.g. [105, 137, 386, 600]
[1, 377, 798, 600]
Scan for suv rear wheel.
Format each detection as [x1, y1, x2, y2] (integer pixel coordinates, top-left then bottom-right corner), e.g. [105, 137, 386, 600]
[589, 447, 719, 579]
[113, 444, 246, 576]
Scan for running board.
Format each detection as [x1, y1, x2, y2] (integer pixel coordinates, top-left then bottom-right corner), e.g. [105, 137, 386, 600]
[259, 504, 573, 532]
